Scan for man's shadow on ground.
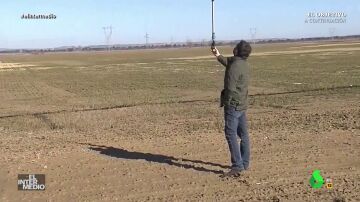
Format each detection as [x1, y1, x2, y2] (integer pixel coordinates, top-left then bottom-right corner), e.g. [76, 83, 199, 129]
[86, 144, 228, 174]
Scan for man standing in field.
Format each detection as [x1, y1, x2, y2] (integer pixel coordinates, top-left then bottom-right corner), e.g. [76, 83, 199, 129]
[211, 40, 252, 177]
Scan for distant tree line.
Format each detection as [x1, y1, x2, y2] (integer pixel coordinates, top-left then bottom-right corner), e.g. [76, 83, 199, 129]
[1, 35, 360, 54]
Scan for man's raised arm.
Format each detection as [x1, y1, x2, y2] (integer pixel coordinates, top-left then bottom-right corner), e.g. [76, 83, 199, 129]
[211, 47, 228, 67]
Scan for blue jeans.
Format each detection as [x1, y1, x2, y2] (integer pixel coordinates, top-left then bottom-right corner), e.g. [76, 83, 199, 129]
[224, 106, 250, 170]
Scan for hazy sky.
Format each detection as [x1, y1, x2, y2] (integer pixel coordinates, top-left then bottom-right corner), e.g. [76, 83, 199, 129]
[0, 0, 359, 49]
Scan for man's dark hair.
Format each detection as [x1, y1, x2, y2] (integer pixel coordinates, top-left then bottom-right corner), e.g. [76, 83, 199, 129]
[235, 40, 252, 59]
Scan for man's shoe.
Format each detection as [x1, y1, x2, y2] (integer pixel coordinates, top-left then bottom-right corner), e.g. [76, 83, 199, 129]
[220, 169, 242, 178]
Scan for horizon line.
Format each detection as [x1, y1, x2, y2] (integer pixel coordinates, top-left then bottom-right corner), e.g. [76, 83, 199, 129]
[1, 34, 359, 51]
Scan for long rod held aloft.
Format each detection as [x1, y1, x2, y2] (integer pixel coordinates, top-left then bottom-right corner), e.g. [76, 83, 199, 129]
[211, 0, 215, 49]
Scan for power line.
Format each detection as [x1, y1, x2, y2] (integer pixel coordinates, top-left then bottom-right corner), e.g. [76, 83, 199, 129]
[170, 36, 174, 45]
[145, 32, 149, 47]
[103, 26, 112, 51]
[329, 28, 336, 40]
[250, 28, 257, 44]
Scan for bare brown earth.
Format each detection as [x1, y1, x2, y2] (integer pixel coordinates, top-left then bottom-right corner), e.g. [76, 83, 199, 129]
[0, 41, 359, 201]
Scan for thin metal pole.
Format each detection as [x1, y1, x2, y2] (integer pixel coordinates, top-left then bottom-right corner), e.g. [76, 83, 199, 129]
[211, 0, 215, 48]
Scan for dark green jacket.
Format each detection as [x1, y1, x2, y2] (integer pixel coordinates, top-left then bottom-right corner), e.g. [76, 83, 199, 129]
[217, 55, 250, 111]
